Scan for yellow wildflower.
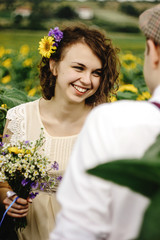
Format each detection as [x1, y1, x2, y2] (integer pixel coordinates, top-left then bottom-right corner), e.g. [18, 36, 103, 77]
[142, 91, 151, 99]
[0, 46, 5, 58]
[23, 58, 32, 67]
[8, 147, 24, 154]
[1, 104, 7, 109]
[2, 58, 12, 68]
[137, 91, 151, 101]
[136, 57, 143, 65]
[110, 96, 117, 102]
[1, 75, 11, 84]
[8, 147, 19, 154]
[122, 62, 137, 71]
[38, 36, 56, 58]
[20, 45, 30, 56]
[28, 87, 36, 97]
[121, 53, 137, 62]
[118, 84, 138, 94]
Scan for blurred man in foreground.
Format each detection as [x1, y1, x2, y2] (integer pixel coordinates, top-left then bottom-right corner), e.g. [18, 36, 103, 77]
[50, 4, 160, 240]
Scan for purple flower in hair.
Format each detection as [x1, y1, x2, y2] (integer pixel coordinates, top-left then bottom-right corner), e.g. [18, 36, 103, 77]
[53, 42, 58, 47]
[48, 27, 63, 42]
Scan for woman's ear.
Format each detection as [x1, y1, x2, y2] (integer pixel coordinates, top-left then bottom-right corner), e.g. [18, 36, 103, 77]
[147, 39, 160, 69]
[49, 59, 58, 76]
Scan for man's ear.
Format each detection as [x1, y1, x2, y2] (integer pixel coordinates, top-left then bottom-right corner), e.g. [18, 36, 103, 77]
[147, 39, 160, 69]
[49, 59, 58, 76]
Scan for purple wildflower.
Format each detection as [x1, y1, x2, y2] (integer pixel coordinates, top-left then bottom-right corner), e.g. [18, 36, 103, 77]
[30, 181, 39, 189]
[3, 134, 9, 138]
[51, 161, 59, 171]
[25, 140, 30, 144]
[0, 142, 4, 147]
[57, 176, 62, 181]
[48, 27, 63, 42]
[21, 179, 30, 186]
[29, 192, 39, 199]
[40, 182, 47, 191]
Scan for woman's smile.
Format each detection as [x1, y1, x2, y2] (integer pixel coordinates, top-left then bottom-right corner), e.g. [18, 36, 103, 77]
[71, 84, 88, 94]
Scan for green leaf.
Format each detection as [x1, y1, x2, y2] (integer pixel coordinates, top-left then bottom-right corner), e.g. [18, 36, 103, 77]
[0, 88, 29, 108]
[143, 134, 160, 160]
[0, 107, 7, 135]
[87, 159, 160, 198]
[117, 91, 137, 100]
[137, 190, 160, 240]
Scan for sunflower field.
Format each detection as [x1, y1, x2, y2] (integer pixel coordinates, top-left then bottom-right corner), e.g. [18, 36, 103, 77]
[0, 44, 151, 139]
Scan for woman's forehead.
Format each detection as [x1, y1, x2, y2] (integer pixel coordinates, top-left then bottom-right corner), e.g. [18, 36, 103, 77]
[62, 42, 102, 66]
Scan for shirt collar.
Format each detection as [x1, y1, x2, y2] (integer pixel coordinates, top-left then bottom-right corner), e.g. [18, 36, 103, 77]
[149, 85, 160, 103]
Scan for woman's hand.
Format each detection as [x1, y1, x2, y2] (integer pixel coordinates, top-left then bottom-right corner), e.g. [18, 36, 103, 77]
[3, 195, 30, 218]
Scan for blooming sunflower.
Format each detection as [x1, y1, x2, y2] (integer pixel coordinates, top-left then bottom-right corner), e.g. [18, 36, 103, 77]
[38, 36, 57, 58]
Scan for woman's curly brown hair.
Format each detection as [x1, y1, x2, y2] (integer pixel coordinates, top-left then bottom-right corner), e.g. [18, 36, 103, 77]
[39, 24, 120, 106]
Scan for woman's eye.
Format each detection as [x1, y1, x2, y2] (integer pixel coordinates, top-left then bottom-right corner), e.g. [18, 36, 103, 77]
[73, 66, 84, 71]
[92, 71, 102, 77]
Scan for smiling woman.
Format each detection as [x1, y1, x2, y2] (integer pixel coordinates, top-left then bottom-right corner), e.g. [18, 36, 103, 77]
[0, 23, 120, 240]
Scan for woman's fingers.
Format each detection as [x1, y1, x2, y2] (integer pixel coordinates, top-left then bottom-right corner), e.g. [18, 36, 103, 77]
[5, 206, 28, 218]
[3, 196, 29, 218]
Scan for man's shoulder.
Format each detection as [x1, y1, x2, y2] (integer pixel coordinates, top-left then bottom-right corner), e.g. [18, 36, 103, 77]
[93, 100, 151, 114]
[88, 100, 160, 126]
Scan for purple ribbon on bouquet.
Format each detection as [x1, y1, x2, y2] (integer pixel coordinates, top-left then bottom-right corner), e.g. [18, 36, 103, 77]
[0, 196, 19, 227]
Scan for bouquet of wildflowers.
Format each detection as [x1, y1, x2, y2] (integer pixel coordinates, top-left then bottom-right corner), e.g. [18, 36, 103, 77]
[0, 129, 61, 230]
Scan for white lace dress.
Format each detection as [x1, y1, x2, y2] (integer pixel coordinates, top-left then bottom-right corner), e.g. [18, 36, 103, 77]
[6, 99, 78, 240]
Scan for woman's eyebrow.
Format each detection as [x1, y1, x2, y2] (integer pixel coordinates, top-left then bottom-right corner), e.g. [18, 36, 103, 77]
[72, 62, 102, 71]
[72, 62, 86, 67]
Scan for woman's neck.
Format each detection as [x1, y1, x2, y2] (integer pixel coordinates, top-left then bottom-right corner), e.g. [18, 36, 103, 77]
[39, 97, 92, 136]
[42, 97, 92, 123]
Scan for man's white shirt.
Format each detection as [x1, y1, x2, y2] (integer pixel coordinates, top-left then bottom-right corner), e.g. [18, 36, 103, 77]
[50, 85, 160, 240]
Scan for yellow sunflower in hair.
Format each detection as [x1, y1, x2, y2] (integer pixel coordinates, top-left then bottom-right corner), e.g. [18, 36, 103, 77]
[38, 36, 57, 58]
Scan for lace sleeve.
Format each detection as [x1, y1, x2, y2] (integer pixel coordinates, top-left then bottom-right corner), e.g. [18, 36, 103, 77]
[6, 104, 26, 143]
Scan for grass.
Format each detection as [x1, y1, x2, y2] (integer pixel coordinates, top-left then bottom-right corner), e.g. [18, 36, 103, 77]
[0, 29, 146, 56]
[0, 29, 45, 56]
[95, 9, 138, 25]
[109, 32, 145, 54]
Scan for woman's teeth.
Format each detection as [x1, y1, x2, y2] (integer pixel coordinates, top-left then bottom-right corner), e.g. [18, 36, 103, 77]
[73, 85, 87, 93]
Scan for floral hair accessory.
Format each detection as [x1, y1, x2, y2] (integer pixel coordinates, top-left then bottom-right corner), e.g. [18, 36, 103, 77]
[38, 27, 63, 59]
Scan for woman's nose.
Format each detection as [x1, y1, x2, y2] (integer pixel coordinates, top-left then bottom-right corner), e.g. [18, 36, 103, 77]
[80, 72, 91, 86]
